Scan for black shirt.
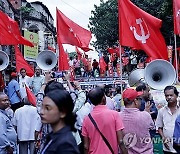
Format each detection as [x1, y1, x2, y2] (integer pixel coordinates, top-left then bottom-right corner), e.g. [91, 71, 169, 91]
[42, 126, 80, 154]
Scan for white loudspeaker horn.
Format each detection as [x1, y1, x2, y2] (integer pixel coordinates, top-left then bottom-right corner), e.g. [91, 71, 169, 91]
[128, 69, 145, 87]
[144, 59, 176, 90]
[0, 51, 9, 71]
[36, 50, 57, 70]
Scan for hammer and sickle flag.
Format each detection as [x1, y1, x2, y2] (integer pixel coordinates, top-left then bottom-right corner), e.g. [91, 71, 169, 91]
[173, 0, 180, 35]
[118, 0, 168, 60]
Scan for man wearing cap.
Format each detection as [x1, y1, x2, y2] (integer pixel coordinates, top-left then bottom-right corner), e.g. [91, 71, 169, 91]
[120, 88, 154, 154]
[136, 83, 158, 138]
[7, 72, 22, 112]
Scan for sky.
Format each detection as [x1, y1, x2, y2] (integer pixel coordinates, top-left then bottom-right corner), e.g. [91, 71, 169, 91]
[27, 0, 104, 60]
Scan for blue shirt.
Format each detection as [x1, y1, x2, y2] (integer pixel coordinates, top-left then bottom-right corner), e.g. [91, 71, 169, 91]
[7, 79, 21, 104]
[0, 109, 17, 153]
[139, 99, 158, 120]
[173, 115, 180, 144]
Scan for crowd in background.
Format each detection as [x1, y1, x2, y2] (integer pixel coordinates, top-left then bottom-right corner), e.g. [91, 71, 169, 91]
[0, 66, 180, 154]
[69, 49, 150, 78]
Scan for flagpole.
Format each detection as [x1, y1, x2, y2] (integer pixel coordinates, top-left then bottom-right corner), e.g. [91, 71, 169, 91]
[118, 0, 124, 107]
[119, 44, 124, 105]
[174, 34, 178, 83]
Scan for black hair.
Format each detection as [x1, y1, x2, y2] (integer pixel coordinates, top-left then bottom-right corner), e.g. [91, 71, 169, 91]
[45, 89, 77, 132]
[164, 86, 179, 97]
[20, 68, 26, 72]
[88, 87, 104, 106]
[136, 83, 147, 91]
[116, 86, 121, 94]
[44, 80, 65, 95]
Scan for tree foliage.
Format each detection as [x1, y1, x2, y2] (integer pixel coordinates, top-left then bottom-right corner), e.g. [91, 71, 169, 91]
[89, 0, 179, 52]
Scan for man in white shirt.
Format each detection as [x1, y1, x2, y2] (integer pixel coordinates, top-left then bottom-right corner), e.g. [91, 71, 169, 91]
[13, 97, 40, 154]
[19, 68, 31, 99]
[30, 66, 45, 95]
[156, 86, 180, 154]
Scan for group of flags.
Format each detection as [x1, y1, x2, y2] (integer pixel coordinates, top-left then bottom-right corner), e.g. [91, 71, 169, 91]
[0, 0, 180, 105]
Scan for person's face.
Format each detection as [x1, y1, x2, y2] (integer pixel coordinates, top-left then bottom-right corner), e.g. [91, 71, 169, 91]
[142, 87, 150, 100]
[20, 69, 26, 78]
[40, 97, 63, 125]
[0, 94, 10, 110]
[35, 69, 41, 76]
[164, 89, 177, 104]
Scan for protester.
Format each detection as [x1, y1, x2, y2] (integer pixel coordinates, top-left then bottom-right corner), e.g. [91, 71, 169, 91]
[82, 87, 127, 154]
[13, 97, 40, 154]
[120, 88, 154, 154]
[136, 83, 158, 137]
[30, 66, 45, 95]
[40, 89, 80, 153]
[35, 73, 65, 153]
[130, 51, 137, 71]
[92, 59, 100, 77]
[19, 68, 31, 99]
[113, 86, 124, 112]
[35, 73, 81, 153]
[73, 55, 81, 76]
[98, 84, 116, 110]
[0, 92, 17, 154]
[7, 72, 22, 112]
[156, 86, 180, 154]
[64, 74, 86, 113]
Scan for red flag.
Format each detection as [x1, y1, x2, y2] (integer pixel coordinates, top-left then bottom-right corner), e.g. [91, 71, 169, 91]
[81, 57, 88, 66]
[99, 53, 107, 74]
[108, 62, 114, 77]
[119, 0, 168, 60]
[56, 8, 92, 51]
[48, 46, 56, 53]
[173, 0, 180, 35]
[15, 45, 34, 77]
[0, 72, 5, 91]
[116, 63, 121, 77]
[75, 47, 83, 60]
[0, 10, 33, 46]
[58, 40, 70, 71]
[25, 85, 36, 106]
[107, 47, 124, 57]
[70, 66, 75, 81]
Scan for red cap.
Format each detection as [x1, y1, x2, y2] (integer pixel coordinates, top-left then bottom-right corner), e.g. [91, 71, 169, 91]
[11, 72, 17, 77]
[123, 88, 143, 101]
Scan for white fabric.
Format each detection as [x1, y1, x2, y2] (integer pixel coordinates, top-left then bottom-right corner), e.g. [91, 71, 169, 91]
[68, 60, 74, 67]
[76, 102, 94, 130]
[156, 105, 180, 153]
[19, 76, 31, 99]
[105, 96, 116, 110]
[35, 116, 42, 132]
[73, 90, 86, 113]
[72, 131, 82, 145]
[130, 54, 137, 64]
[13, 105, 40, 141]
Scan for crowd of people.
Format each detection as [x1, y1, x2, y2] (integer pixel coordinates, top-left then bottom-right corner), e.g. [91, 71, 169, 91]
[0, 66, 180, 154]
[69, 50, 150, 79]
